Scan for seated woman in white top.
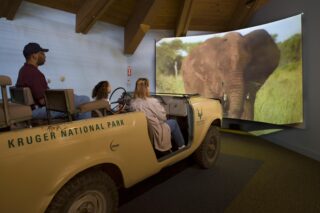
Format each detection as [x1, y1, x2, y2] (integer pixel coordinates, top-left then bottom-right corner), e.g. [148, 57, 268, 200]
[130, 78, 185, 152]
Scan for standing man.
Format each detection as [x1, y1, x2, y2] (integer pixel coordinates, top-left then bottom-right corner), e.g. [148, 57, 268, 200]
[16, 42, 90, 120]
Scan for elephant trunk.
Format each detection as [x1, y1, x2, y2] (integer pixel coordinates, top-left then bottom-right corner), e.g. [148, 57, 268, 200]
[223, 32, 250, 119]
[226, 74, 245, 119]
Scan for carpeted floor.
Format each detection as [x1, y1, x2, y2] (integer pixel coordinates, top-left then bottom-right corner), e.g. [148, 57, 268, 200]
[119, 153, 262, 213]
[119, 132, 320, 213]
[222, 132, 320, 213]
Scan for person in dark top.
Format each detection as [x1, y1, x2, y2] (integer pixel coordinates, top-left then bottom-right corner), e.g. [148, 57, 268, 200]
[16, 43, 49, 107]
[92, 80, 111, 102]
[16, 42, 91, 120]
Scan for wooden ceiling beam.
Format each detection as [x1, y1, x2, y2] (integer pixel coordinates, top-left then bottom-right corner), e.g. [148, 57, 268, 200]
[228, 0, 268, 30]
[0, 0, 22, 20]
[76, 0, 115, 34]
[124, 0, 161, 54]
[175, 0, 195, 37]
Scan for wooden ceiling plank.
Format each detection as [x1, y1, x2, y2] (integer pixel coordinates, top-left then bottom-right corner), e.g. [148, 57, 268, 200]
[124, 0, 161, 54]
[175, 0, 195, 37]
[0, 1, 6, 18]
[0, 0, 23, 20]
[228, 0, 268, 30]
[76, 0, 115, 34]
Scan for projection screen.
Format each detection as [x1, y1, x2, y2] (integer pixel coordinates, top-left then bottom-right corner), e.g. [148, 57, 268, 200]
[156, 14, 303, 125]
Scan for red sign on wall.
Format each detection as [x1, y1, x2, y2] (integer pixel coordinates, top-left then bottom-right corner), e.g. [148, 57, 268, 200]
[127, 66, 132, 77]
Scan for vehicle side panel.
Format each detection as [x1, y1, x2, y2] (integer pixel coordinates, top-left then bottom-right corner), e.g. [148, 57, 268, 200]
[0, 112, 160, 213]
[154, 97, 222, 167]
[0, 97, 222, 213]
[190, 97, 223, 149]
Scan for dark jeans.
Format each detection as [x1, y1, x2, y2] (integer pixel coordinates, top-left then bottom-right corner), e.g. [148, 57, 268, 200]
[166, 119, 185, 147]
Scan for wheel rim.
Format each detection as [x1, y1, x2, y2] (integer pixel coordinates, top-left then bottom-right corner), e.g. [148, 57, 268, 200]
[206, 134, 217, 159]
[68, 190, 107, 213]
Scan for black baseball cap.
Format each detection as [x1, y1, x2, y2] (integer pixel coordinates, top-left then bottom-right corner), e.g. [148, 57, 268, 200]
[23, 42, 49, 58]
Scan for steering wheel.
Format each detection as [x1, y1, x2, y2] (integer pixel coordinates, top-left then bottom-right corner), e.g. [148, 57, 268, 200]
[109, 87, 130, 113]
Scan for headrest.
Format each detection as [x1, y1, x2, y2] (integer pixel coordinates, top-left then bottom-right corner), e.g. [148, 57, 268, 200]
[0, 75, 12, 86]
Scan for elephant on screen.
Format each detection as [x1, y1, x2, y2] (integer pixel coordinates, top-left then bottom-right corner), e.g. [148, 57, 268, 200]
[181, 29, 280, 120]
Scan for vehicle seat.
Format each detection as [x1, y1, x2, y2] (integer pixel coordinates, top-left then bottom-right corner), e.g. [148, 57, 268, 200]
[45, 89, 110, 123]
[79, 99, 110, 117]
[0, 75, 32, 128]
[9, 86, 35, 106]
[10, 86, 51, 126]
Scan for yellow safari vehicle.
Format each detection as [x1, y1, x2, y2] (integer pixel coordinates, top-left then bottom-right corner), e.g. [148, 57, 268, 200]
[0, 75, 222, 213]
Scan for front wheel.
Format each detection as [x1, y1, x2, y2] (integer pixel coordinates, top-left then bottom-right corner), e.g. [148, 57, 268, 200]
[194, 125, 221, 169]
[46, 170, 118, 213]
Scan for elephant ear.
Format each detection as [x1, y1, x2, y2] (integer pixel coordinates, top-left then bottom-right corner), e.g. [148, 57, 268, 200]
[243, 29, 280, 84]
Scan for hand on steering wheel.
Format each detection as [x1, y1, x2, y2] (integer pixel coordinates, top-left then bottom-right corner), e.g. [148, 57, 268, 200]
[109, 87, 130, 113]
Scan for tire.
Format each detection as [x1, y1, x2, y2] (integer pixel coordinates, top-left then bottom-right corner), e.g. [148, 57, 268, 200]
[46, 170, 118, 213]
[194, 125, 221, 169]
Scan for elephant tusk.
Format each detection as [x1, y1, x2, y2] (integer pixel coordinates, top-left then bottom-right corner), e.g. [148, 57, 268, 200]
[246, 93, 250, 100]
[223, 93, 228, 101]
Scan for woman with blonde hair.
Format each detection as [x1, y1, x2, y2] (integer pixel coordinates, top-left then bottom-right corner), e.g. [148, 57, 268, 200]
[130, 78, 185, 152]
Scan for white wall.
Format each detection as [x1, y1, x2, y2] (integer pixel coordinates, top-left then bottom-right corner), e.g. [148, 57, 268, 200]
[0, 2, 217, 97]
[0, 1, 156, 97]
[127, 30, 174, 92]
[0, 2, 217, 94]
